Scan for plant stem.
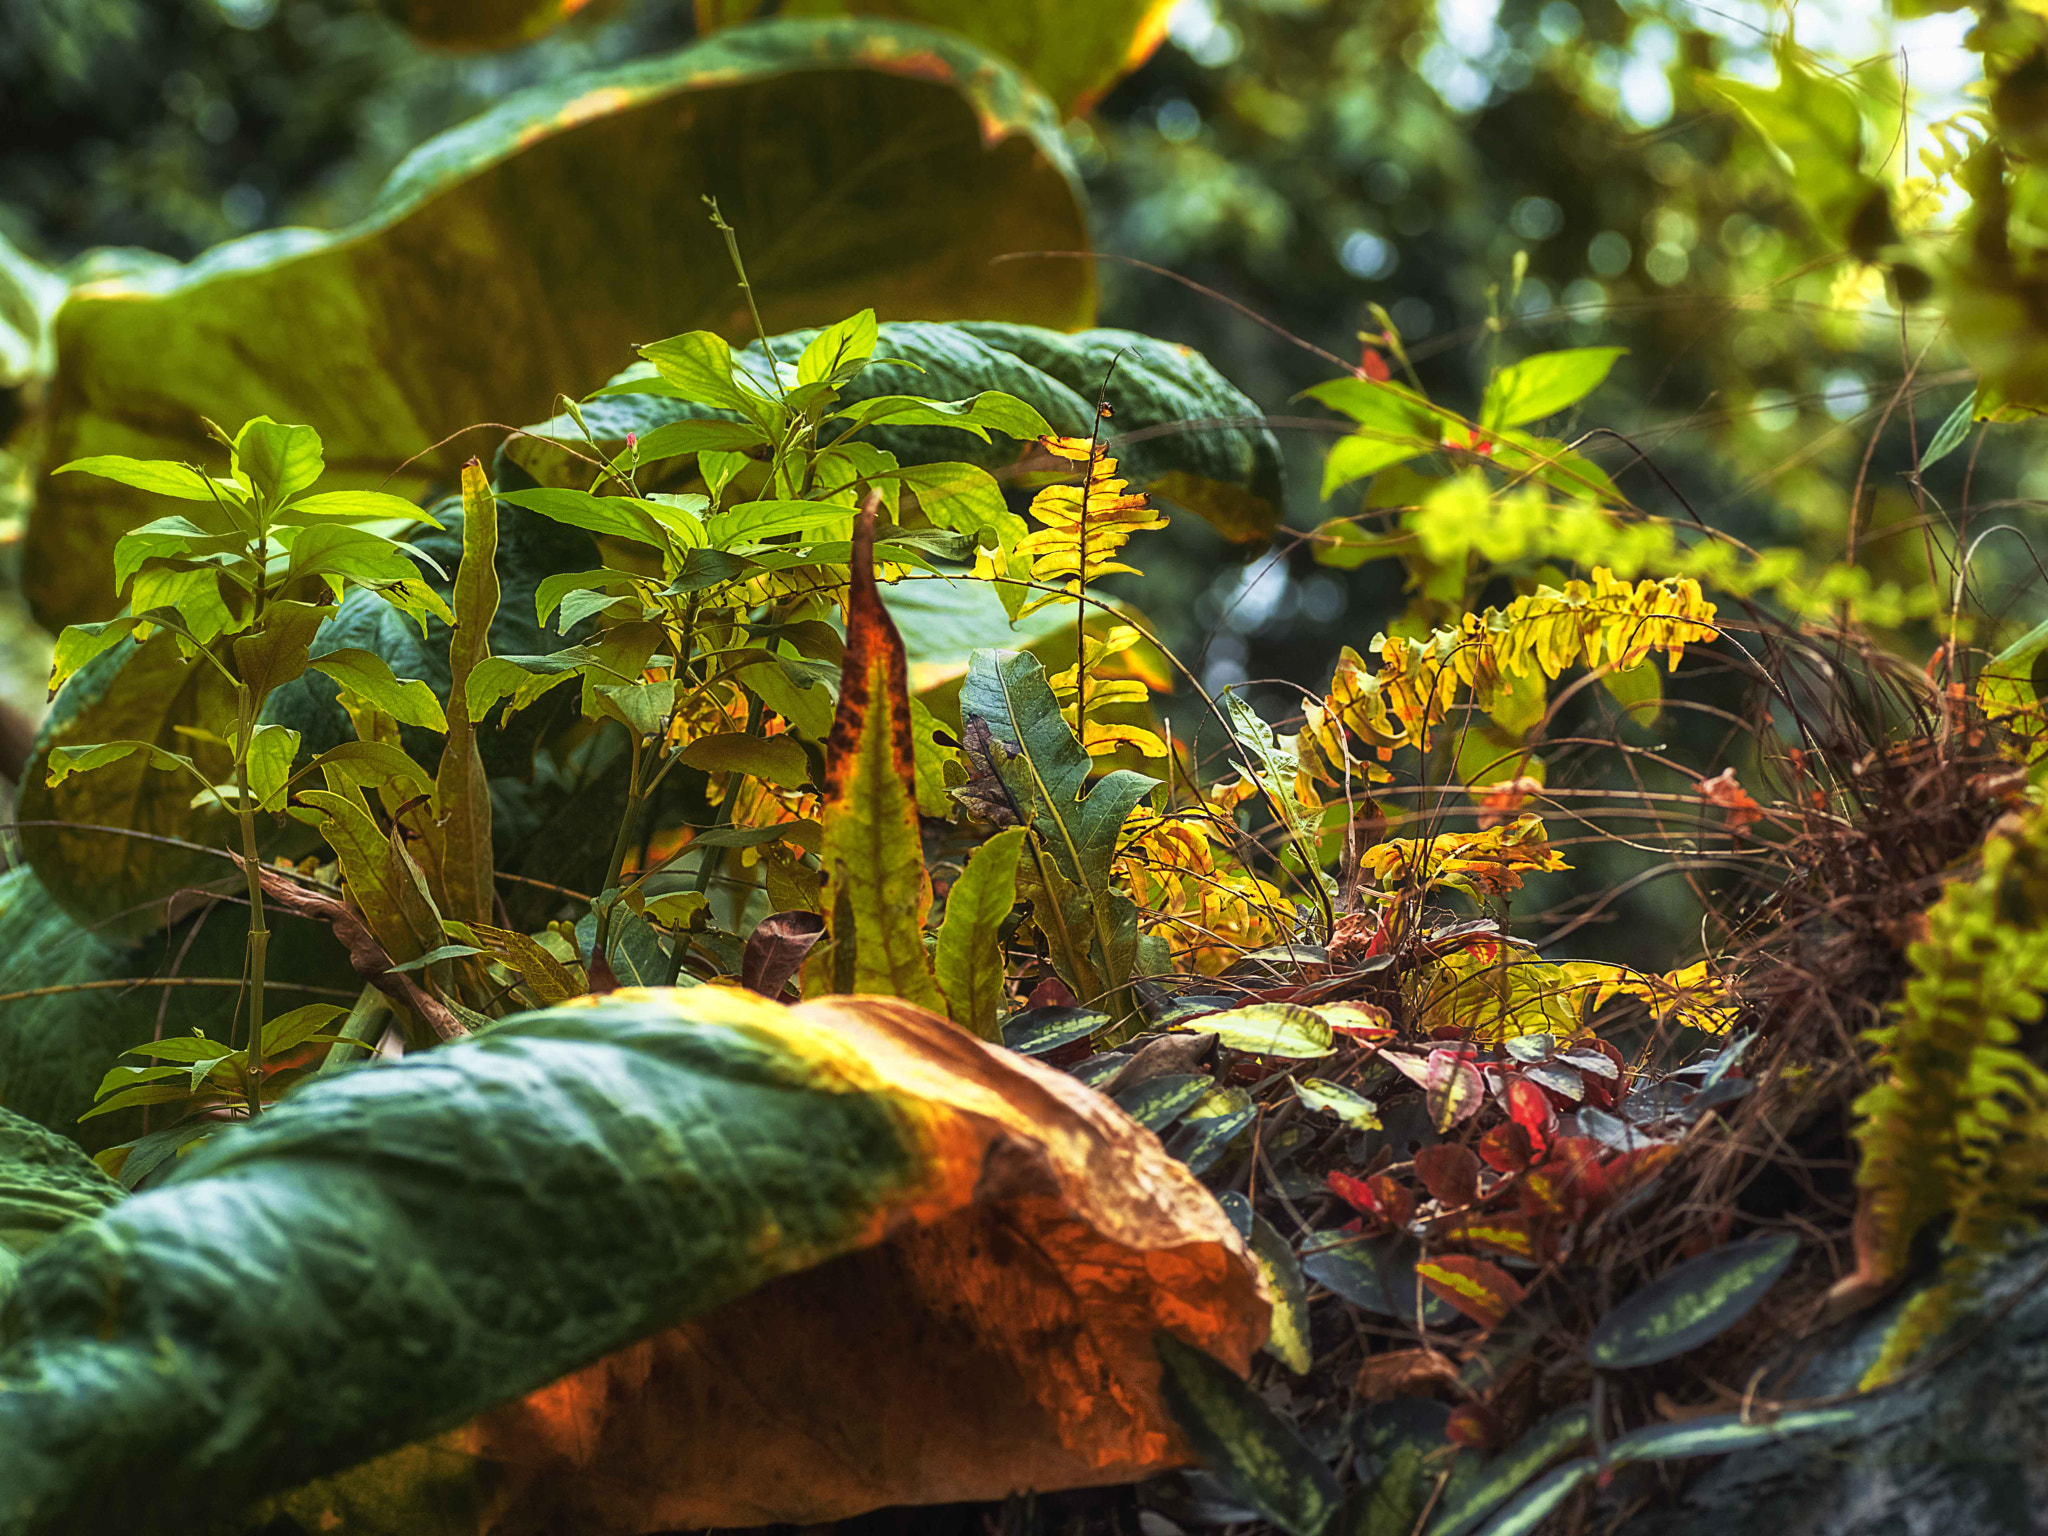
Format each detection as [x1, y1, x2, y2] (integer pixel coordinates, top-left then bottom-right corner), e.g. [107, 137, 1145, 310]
[593, 732, 646, 965]
[234, 685, 267, 1117]
[703, 196, 788, 403]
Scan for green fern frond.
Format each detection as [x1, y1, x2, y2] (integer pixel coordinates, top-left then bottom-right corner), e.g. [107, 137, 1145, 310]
[1850, 800, 2048, 1387]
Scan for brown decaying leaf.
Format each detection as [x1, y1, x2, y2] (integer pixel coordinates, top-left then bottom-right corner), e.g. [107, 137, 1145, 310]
[1355, 1348, 1460, 1401]
[256, 867, 464, 1042]
[272, 991, 1270, 1534]
[825, 501, 920, 817]
[742, 910, 827, 998]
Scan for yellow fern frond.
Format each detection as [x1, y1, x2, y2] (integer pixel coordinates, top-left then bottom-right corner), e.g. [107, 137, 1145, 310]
[1013, 437, 1168, 620]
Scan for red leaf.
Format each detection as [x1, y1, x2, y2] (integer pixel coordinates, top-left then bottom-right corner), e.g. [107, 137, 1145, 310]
[1325, 1170, 1415, 1228]
[1416, 1254, 1526, 1329]
[1477, 1121, 1534, 1174]
[1506, 1078, 1556, 1147]
[1327, 1169, 1379, 1219]
[1027, 975, 1077, 1010]
[1414, 1144, 1482, 1208]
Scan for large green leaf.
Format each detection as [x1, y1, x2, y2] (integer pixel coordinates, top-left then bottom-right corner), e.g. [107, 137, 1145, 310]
[24, 19, 1093, 630]
[694, 0, 1175, 114]
[0, 1109, 124, 1263]
[507, 321, 1284, 545]
[0, 989, 1263, 1532]
[17, 631, 241, 938]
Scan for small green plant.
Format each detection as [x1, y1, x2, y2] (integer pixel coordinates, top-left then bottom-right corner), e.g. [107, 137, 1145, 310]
[49, 416, 449, 1116]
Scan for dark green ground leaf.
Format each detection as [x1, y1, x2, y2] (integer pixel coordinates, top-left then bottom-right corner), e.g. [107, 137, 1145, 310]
[25, 19, 1091, 630]
[1222, 1196, 1311, 1374]
[1154, 1331, 1342, 1536]
[1428, 1403, 1592, 1536]
[1002, 1008, 1110, 1055]
[1345, 1402, 1453, 1536]
[1586, 1233, 1800, 1369]
[1600, 1407, 1861, 1466]
[1113, 1072, 1214, 1132]
[1301, 1232, 1457, 1328]
[1166, 1085, 1257, 1176]
[1467, 1459, 1598, 1536]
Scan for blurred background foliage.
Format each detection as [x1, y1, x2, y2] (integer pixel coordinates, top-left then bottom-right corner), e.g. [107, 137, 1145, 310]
[0, 0, 2038, 967]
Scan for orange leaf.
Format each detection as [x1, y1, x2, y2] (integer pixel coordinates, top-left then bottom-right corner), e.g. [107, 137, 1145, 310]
[1416, 1254, 1526, 1329]
[1475, 774, 1542, 831]
[1355, 1347, 1459, 1401]
[273, 990, 1269, 1531]
[1694, 767, 1762, 832]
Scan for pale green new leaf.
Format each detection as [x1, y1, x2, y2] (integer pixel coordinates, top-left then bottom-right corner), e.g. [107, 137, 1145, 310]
[897, 460, 1024, 549]
[1584, 1233, 1799, 1369]
[54, 456, 242, 504]
[46, 740, 201, 788]
[1480, 348, 1625, 431]
[832, 390, 1051, 441]
[494, 488, 666, 546]
[246, 725, 302, 814]
[1293, 1078, 1381, 1129]
[234, 418, 325, 509]
[798, 308, 879, 387]
[1184, 1004, 1335, 1060]
[277, 490, 444, 527]
[307, 648, 449, 732]
[49, 615, 151, 695]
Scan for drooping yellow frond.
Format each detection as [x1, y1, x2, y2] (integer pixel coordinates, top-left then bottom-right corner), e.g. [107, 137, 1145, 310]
[1356, 813, 1569, 899]
[1314, 570, 1720, 758]
[1116, 808, 1287, 974]
[1014, 437, 1168, 620]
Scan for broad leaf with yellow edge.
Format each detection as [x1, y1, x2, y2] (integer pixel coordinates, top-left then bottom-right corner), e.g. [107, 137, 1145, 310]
[23, 19, 1093, 630]
[0, 987, 1268, 1532]
[693, 0, 1175, 114]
